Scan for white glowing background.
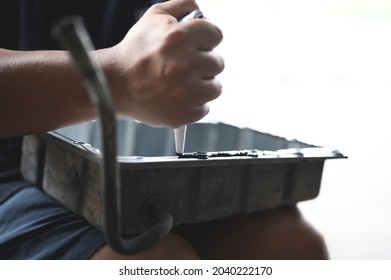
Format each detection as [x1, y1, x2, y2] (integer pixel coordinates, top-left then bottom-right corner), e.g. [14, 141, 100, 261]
[198, 0, 391, 259]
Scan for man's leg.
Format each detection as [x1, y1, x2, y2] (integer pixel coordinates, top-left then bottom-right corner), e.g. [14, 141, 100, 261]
[90, 233, 200, 260]
[201, 206, 329, 260]
[0, 184, 199, 260]
[174, 206, 328, 260]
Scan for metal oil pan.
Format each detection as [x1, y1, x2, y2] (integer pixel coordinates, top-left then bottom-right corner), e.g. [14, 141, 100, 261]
[20, 121, 345, 253]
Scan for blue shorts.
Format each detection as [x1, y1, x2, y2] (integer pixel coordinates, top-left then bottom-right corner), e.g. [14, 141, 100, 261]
[0, 180, 106, 260]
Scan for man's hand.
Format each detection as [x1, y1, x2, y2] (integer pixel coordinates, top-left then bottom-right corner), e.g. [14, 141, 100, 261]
[0, 0, 223, 138]
[112, 0, 225, 128]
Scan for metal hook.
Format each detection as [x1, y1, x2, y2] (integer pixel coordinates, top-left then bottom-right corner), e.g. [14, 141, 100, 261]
[51, 15, 173, 254]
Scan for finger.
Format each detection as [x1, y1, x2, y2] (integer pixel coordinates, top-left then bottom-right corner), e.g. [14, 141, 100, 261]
[163, 99, 211, 127]
[182, 19, 224, 50]
[190, 103, 211, 123]
[193, 51, 225, 79]
[168, 77, 222, 125]
[184, 77, 223, 106]
[179, 103, 210, 125]
[151, 0, 199, 20]
[196, 77, 223, 104]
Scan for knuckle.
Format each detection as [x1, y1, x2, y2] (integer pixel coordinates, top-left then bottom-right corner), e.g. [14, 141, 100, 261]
[209, 79, 223, 99]
[214, 82, 223, 98]
[206, 23, 224, 47]
[163, 60, 187, 78]
[162, 28, 187, 50]
[214, 25, 224, 43]
[195, 104, 210, 120]
[216, 54, 225, 73]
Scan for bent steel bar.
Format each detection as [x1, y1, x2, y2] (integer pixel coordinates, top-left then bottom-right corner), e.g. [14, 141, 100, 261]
[51, 16, 173, 254]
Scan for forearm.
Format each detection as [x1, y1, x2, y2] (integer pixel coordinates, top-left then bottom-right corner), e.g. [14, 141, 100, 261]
[0, 48, 120, 139]
[0, 0, 224, 139]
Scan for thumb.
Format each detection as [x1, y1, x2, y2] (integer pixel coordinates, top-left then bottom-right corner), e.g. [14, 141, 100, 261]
[149, 0, 199, 20]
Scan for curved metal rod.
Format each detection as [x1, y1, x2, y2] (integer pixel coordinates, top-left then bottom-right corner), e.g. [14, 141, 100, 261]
[51, 15, 173, 254]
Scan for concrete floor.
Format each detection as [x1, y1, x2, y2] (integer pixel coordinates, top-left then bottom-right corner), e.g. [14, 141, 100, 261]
[199, 0, 391, 259]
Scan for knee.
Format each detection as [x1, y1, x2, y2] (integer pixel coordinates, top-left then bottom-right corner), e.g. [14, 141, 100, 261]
[297, 219, 329, 259]
[282, 210, 329, 259]
[203, 206, 329, 260]
[90, 233, 200, 260]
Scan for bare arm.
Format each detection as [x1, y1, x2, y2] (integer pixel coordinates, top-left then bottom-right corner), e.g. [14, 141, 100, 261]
[0, 0, 224, 139]
[0, 48, 113, 138]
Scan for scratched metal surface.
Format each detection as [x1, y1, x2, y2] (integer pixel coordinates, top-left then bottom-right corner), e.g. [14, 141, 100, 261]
[21, 125, 344, 237]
